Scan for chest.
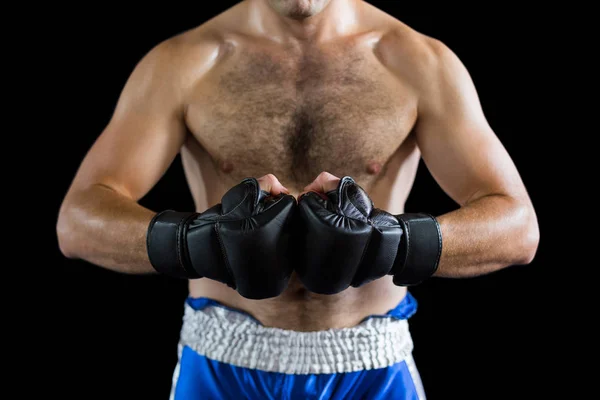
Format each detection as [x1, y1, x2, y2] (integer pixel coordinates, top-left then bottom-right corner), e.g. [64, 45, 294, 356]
[185, 45, 417, 188]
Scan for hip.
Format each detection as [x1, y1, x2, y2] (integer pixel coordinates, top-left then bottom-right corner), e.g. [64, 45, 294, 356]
[171, 289, 423, 399]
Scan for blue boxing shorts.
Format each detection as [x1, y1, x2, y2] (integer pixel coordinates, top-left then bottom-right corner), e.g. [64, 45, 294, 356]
[170, 292, 425, 399]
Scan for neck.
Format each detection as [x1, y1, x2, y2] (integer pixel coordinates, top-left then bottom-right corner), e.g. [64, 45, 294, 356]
[247, 0, 360, 42]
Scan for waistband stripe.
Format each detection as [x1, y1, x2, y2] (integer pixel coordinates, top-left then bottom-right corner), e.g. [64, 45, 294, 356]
[179, 304, 414, 375]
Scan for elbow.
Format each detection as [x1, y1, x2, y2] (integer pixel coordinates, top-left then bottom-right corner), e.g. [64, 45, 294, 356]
[513, 204, 540, 266]
[56, 204, 79, 259]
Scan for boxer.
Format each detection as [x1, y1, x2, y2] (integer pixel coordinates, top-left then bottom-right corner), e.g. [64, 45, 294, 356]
[56, 1, 540, 398]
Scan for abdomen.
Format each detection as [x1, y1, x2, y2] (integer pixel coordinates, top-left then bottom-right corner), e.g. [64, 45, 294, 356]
[188, 274, 407, 331]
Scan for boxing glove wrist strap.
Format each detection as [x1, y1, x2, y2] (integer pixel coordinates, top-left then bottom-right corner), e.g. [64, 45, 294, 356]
[392, 213, 442, 286]
[146, 210, 202, 279]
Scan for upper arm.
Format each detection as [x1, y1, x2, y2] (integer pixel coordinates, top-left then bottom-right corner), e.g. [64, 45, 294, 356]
[413, 39, 530, 206]
[67, 39, 190, 201]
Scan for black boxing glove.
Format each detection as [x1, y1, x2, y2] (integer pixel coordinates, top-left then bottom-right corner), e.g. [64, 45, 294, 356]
[296, 176, 442, 295]
[146, 178, 296, 299]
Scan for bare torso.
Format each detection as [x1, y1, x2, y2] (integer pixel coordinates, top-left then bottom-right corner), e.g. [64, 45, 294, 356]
[177, 3, 424, 331]
[56, 0, 538, 335]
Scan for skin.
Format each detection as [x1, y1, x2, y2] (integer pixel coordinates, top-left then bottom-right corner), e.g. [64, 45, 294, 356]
[56, 0, 540, 331]
[267, 0, 332, 19]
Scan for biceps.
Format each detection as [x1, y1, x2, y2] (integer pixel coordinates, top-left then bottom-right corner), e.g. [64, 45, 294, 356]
[415, 117, 527, 206]
[70, 111, 186, 201]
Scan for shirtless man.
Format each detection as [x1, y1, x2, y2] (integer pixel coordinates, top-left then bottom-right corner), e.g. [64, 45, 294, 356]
[56, 1, 540, 398]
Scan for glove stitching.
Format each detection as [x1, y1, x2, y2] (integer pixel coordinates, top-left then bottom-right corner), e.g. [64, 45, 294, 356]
[175, 214, 190, 273]
[344, 196, 371, 222]
[219, 191, 251, 218]
[430, 214, 443, 272]
[214, 222, 237, 289]
[261, 195, 289, 213]
[403, 220, 411, 271]
[352, 225, 374, 286]
[180, 213, 202, 278]
[146, 211, 164, 257]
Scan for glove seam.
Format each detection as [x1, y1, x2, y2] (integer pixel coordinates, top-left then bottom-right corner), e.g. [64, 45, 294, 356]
[219, 191, 251, 218]
[180, 213, 201, 278]
[261, 194, 291, 213]
[394, 214, 441, 285]
[430, 214, 443, 274]
[175, 213, 193, 275]
[345, 195, 371, 222]
[352, 225, 374, 287]
[146, 211, 165, 258]
[397, 217, 410, 276]
[214, 222, 237, 289]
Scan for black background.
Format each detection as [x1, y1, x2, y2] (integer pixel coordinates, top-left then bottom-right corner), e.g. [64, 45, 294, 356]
[36, 2, 564, 399]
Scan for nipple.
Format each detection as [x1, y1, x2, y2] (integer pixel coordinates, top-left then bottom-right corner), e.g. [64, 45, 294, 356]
[220, 160, 234, 173]
[366, 161, 382, 175]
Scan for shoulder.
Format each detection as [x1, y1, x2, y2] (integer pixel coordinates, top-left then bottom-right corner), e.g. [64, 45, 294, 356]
[115, 17, 234, 111]
[374, 21, 468, 94]
[152, 3, 251, 76]
[137, 24, 228, 82]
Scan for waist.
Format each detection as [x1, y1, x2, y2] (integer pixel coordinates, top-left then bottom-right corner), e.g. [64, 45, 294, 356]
[179, 291, 417, 375]
[188, 275, 408, 331]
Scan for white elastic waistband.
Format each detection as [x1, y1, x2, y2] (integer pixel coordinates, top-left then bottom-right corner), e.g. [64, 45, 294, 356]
[179, 302, 414, 375]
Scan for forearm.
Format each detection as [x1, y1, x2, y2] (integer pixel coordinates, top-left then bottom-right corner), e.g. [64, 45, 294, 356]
[57, 184, 157, 274]
[434, 194, 539, 278]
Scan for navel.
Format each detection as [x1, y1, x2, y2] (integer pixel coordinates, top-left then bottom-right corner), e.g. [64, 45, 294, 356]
[366, 161, 382, 175]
